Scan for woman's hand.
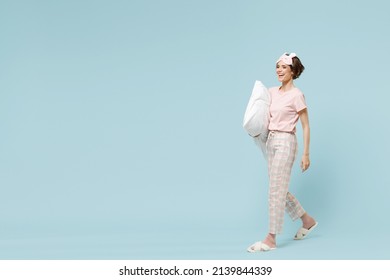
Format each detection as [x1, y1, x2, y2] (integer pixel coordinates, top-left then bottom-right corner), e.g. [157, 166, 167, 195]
[301, 154, 310, 172]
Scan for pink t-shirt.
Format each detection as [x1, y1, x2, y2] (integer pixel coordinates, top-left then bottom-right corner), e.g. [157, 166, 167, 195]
[268, 87, 307, 133]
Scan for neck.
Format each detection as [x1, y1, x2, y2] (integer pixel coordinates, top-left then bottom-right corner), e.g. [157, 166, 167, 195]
[280, 80, 294, 92]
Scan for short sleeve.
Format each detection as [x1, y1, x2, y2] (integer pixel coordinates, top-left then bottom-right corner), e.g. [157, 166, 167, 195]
[294, 92, 307, 113]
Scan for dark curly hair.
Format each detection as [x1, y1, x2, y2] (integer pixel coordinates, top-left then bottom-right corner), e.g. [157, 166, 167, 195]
[289, 55, 305, 79]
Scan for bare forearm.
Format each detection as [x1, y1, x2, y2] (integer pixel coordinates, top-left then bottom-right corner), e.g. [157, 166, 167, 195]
[303, 126, 310, 156]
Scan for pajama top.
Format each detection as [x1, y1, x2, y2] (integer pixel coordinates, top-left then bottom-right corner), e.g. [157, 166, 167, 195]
[268, 87, 307, 133]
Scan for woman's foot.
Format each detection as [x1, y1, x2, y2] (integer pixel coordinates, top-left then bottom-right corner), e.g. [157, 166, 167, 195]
[247, 233, 276, 252]
[262, 233, 276, 249]
[301, 213, 316, 230]
[294, 213, 318, 240]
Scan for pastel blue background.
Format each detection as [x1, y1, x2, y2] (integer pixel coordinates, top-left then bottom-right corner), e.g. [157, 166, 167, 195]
[0, 0, 389, 259]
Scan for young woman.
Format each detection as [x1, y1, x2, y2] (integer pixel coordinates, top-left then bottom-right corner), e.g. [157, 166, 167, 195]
[247, 53, 318, 252]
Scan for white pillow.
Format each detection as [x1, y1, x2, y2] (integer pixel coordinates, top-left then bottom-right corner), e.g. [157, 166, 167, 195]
[243, 80, 270, 158]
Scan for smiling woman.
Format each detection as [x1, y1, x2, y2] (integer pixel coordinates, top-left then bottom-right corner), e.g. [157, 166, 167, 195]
[276, 53, 305, 81]
[247, 53, 318, 253]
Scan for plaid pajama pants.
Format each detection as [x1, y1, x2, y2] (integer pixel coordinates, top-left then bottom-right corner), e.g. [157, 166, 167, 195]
[266, 131, 305, 234]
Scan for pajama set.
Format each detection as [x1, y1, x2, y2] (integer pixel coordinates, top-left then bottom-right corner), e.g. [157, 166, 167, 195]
[267, 86, 307, 234]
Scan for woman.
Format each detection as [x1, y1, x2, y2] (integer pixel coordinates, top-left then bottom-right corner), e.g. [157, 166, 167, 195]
[247, 53, 318, 252]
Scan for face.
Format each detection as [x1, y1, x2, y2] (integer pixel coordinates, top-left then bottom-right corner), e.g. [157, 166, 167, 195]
[276, 61, 294, 83]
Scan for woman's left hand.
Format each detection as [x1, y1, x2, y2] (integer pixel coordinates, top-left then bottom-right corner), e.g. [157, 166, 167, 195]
[301, 155, 310, 172]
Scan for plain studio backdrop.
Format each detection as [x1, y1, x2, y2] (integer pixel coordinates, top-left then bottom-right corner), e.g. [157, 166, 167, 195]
[0, 0, 389, 259]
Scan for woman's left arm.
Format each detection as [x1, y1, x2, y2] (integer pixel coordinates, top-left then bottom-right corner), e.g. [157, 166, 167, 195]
[299, 108, 310, 172]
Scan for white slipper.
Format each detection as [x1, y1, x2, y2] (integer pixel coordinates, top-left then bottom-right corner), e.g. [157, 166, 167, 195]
[294, 222, 318, 240]
[247, 241, 276, 252]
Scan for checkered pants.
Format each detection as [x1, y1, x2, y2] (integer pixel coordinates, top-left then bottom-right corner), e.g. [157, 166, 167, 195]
[267, 131, 305, 234]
